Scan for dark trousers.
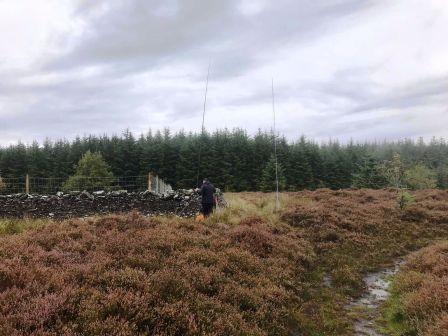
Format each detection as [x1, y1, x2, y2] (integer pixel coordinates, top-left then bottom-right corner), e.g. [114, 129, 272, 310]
[201, 203, 214, 217]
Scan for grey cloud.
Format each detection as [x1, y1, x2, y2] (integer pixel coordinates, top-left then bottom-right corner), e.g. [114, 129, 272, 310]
[290, 70, 448, 117]
[350, 75, 448, 113]
[5, 0, 379, 141]
[1, 0, 447, 145]
[49, 0, 380, 79]
[0, 68, 203, 143]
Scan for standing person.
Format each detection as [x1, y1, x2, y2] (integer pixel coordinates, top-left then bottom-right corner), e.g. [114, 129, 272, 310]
[198, 178, 216, 217]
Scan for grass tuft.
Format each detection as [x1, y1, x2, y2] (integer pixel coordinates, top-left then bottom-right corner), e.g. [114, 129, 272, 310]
[0, 218, 47, 235]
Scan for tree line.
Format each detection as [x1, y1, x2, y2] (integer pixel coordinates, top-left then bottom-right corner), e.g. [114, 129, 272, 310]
[0, 128, 447, 192]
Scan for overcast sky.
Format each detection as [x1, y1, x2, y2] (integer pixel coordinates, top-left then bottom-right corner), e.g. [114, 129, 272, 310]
[0, 0, 447, 145]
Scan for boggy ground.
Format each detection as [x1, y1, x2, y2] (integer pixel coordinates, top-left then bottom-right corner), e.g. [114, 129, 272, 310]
[0, 189, 447, 335]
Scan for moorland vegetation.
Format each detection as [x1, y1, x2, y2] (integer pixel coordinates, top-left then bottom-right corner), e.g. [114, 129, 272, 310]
[1, 189, 447, 335]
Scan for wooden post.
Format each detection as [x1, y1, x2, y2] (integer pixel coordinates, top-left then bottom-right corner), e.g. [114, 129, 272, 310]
[148, 173, 152, 192]
[25, 174, 30, 194]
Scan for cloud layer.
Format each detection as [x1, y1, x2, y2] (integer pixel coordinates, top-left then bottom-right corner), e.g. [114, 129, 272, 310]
[0, 0, 447, 144]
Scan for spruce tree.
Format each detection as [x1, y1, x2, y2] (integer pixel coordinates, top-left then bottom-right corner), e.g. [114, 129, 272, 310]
[436, 164, 448, 189]
[288, 143, 313, 190]
[63, 151, 115, 192]
[253, 130, 272, 190]
[260, 155, 286, 192]
[1, 130, 448, 193]
[352, 156, 388, 189]
[175, 136, 197, 189]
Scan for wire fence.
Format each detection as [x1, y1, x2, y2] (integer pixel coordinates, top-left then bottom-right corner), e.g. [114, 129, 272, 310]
[0, 173, 172, 196]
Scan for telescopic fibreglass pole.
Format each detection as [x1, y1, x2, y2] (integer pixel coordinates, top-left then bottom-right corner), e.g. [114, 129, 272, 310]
[196, 63, 211, 187]
[272, 78, 280, 211]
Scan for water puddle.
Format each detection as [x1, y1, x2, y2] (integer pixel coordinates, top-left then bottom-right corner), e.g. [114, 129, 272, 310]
[347, 260, 403, 336]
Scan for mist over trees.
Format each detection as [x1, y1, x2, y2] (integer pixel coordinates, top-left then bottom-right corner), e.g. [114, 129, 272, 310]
[0, 129, 447, 192]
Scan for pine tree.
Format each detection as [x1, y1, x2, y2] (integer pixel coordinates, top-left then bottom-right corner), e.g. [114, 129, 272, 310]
[1, 130, 448, 193]
[260, 155, 286, 192]
[322, 143, 352, 189]
[436, 164, 448, 189]
[63, 151, 115, 192]
[352, 156, 388, 189]
[208, 129, 233, 191]
[252, 130, 272, 190]
[159, 128, 180, 186]
[0, 143, 28, 177]
[303, 139, 324, 189]
[175, 135, 197, 189]
[27, 141, 49, 177]
[288, 141, 313, 190]
[117, 129, 140, 176]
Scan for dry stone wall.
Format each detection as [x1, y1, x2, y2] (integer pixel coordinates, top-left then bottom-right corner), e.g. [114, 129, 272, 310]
[0, 190, 209, 219]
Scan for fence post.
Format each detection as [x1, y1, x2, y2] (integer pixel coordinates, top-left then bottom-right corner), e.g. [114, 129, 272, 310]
[148, 172, 152, 192]
[25, 174, 30, 194]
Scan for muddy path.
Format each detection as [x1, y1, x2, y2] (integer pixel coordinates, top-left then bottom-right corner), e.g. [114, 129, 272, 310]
[347, 260, 403, 336]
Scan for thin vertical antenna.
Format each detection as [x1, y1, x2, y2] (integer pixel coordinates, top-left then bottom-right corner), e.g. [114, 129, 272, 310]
[196, 62, 211, 186]
[202, 63, 211, 134]
[272, 78, 280, 211]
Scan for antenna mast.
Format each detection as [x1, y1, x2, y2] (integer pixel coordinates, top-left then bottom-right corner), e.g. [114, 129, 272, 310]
[272, 78, 280, 211]
[196, 62, 211, 186]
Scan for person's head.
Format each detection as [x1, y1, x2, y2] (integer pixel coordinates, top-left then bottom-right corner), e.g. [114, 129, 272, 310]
[203, 178, 210, 184]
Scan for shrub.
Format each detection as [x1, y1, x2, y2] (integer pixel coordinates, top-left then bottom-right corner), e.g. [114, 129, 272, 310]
[397, 190, 415, 210]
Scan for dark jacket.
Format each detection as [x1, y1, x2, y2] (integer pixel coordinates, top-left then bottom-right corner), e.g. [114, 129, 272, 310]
[199, 181, 216, 204]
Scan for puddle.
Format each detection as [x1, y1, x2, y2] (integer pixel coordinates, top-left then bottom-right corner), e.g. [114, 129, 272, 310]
[347, 260, 403, 336]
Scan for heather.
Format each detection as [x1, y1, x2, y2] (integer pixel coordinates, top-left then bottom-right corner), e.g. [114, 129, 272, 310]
[223, 189, 448, 333]
[1, 189, 448, 335]
[0, 212, 314, 335]
[382, 241, 448, 336]
[280, 189, 448, 293]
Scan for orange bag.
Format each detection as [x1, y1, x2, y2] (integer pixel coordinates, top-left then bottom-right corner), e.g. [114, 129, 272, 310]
[195, 214, 205, 222]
